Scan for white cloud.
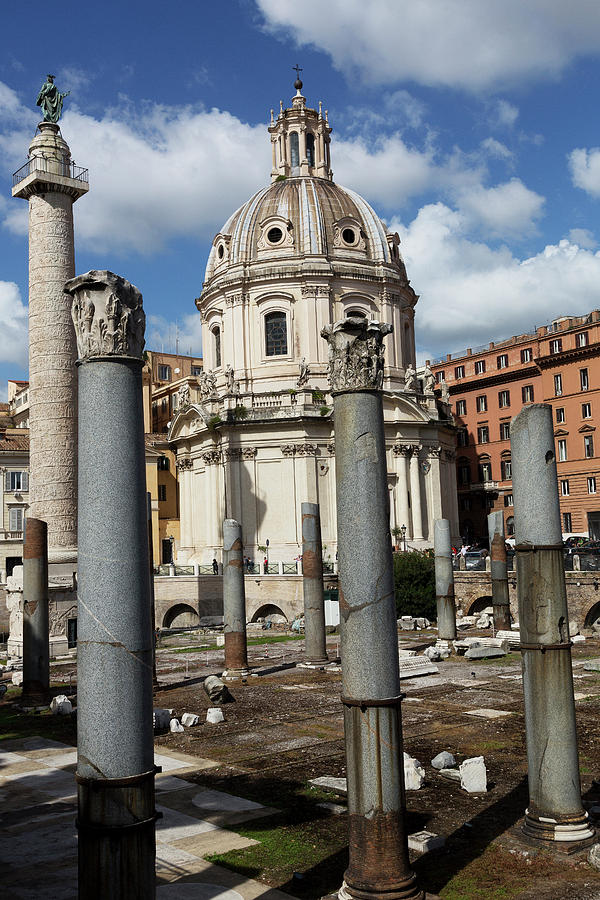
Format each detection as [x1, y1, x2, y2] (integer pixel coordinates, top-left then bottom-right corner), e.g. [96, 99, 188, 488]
[0, 281, 28, 366]
[257, 0, 600, 91]
[455, 179, 544, 236]
[569, 147, 600, 197]
[390, 203, 600, 359]
[492, 100, 519, 129]
[480, 138, 513, 162]
[569, 227, 597, 249]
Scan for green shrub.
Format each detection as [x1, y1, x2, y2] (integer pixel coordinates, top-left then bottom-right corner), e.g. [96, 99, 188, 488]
[393, 550, 436, 620]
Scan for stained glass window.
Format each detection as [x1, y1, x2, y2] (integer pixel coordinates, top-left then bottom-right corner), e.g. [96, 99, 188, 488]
[265, 311, 287, 356]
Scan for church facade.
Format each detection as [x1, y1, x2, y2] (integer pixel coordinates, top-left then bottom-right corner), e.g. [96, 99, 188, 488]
[168, 82, 459, 564]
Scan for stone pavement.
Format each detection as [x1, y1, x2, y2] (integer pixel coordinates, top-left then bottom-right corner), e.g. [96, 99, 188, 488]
[0, 737, 293, 900]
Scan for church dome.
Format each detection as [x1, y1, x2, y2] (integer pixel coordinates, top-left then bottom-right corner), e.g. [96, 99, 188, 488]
[204, 176, 398, 283]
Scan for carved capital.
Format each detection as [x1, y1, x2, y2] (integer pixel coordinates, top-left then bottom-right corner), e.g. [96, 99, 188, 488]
[176, 457, 193, 470]
[392, 443, 413, 457]
[327, 442, 335, 455]
[444, 449, 457, 461]
[241, 447, 257, 459]
[296, 443, 318, 456]
[427, 446, 442, 458]
[202, 450, 222, 466]
[321, 316, 392, 392]
[224, 448, 241, 460]
[281, 444, 296, 456]
[66, 269, 145, 362]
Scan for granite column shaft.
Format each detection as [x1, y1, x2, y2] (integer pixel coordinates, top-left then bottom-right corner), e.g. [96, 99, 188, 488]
[67, 270, 156, 898]
[223, 518, 249, 677]
[301, 502, 328, 665]
[22, 517, 49, 704]
[511, 403, 594, 846]
[487, 511, 511, 632]
[434, 519, 456, 641]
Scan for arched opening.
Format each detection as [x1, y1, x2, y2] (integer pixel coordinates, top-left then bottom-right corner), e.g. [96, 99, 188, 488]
[290, 132, 299, 169]
[468, 595, 494, 615]
[265, 311, 288, 356]
[251, 604, 288, 624]
[584, 601, 600, 628]
[306, 133, 315, 167]
[347, 309, 366, 318]
[478, 455, 492, 483]
[506, 515, 515, 536]
[212, 326, 221, 368]
[163, 603, 199, 629]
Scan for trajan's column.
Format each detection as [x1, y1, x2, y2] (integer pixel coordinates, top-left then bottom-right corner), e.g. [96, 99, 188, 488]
[12, 76, 88, 566]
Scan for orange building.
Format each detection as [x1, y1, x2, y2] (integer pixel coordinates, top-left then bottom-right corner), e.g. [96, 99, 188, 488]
[429, 310, 600, 543]
[142, 350, 203, 434]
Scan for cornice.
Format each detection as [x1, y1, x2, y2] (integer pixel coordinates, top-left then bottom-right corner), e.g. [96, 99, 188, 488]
[447, 363, 540, 395]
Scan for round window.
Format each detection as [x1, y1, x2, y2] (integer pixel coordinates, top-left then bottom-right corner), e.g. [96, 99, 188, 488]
[267, 226, 283, 244]
[342, 227, 356, 245]
[217, 244, 225, 259]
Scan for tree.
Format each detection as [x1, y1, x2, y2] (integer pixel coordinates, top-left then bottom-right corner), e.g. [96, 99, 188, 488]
[393, 550, 436, 620]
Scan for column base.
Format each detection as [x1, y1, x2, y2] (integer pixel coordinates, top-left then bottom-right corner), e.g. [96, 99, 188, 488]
[339, 877, 425, 900]
[222, 667, 251, 680]
[523, 809, 595, 847]
[299, 657, 330, 667]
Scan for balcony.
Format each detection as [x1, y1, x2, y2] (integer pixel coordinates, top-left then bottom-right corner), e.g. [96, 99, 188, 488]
[0, 531, 23, 541]
[13, 157, 89, 188]
[469, 481, 499, 492]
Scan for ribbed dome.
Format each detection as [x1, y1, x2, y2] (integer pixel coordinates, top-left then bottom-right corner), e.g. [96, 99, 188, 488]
[205, 176, 393, 282]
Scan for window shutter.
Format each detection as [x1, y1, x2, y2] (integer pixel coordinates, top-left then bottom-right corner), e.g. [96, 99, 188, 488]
[4, 471, 10, 492]
[22, 472, 28, 491]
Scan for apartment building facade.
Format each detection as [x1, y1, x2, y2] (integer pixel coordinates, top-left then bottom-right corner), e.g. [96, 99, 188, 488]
[430, 310, 600, 542]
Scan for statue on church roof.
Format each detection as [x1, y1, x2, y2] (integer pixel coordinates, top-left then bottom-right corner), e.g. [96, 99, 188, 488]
[36, 74, 70, 123]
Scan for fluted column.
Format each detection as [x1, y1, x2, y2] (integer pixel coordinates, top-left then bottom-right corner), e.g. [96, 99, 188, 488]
[393, 445, 411, 540]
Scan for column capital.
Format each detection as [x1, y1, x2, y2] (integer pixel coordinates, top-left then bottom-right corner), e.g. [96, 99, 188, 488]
[66, 270, 145, 363]
[321, 316, 392, 393]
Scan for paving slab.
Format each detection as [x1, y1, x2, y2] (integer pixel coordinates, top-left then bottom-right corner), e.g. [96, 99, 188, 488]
[465, 709, 512, 719]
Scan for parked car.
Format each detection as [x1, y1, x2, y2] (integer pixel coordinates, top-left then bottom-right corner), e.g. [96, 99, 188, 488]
[464, 550, 487, 570]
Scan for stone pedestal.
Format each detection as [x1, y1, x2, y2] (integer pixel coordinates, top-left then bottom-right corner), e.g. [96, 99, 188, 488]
[13, 122, 88, 565]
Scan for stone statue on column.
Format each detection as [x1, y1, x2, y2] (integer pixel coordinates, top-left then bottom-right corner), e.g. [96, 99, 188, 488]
[36, 75, 70, 123]
[404, 362, 417, 392]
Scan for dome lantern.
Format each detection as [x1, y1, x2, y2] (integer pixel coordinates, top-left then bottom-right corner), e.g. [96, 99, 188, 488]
[268, 70, 332, 182]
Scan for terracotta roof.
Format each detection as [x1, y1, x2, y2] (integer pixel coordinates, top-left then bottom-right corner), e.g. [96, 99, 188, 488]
[0, 433, 29, 451]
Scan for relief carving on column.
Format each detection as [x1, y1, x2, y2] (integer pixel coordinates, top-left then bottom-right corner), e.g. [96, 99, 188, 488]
[321, 316, 392, 392]
[66, 269, 145, 361]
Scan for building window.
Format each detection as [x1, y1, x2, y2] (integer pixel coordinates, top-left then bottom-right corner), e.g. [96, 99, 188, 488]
[506, 516, 515, 535]
[158, 364, 171, 381]
[458, 460, 470, 485]
[561, 479, 570, 496]
[577, 332, 589, 348]
[265, 311, 288, 356]
[158, 484, 167, 502]
[478, 460, 492, 482]
[456, 399, 466, 416]
[588, 476, 597, 494]
[550, 338, 562, 354]
[522, 385, 534, 403]
[157, 456, 170, 471]
[290, 131, 300, 168]
[563, 512, 572, 533]
[9, 508, 24, 532]
[455, 365, 465, 379]
[554, 374, 562, 397]
[497, 353, 508, 369]
[192, 365, 202, 376]
[498, 390, 510, 408]
[556, 407, 565, 423]
[5, 471, 28, 492]
[558, 439, 567, 461]
[501, 459, 512, 480]
[306, 133, 315, 167]
[457, 429, 469, 447]
[584, 434, 594, 458]
[504, 494, 513, 507]
[521, 348, 533, 363]
[582, 402, 592, 419]
[477, 425, 489, 444]
[460, 497, 472, 511]
[500, 421, 510, 441]
[212, 327, 221, 368]
[436, 370, 445, 383]
[475, 360, 486, 375]
[580, 368, 589, 391]
[476, 395, 487, 413]
[161, 398, 167, 412]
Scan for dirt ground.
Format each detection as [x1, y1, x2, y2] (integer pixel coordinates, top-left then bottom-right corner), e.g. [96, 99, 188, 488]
[14, 627, 600, 899]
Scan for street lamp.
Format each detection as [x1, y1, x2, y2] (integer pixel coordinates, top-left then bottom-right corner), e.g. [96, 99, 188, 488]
[400, 524, 407, 552]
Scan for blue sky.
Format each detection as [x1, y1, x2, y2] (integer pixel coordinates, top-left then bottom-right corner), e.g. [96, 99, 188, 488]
[2, 0, 600, 397]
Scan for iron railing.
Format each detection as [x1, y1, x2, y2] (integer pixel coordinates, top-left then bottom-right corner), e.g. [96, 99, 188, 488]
[13, 157, 89, 188]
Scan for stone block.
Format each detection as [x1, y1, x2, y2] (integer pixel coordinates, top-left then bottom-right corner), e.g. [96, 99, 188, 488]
[431, 751, 456, 770]
[309, 775, 348, 796]
[439, 768, 461, 782]
[496, 630, 520, 646]
[464, 646, 506, 660]
[11, 671, 23, 686]
[206, 707, 225, 724]
[465, 708, 511, 719]
[50, 694, 72, 716]
[203, 675, 234, 704]
[170, 718, 184, 733]
[423, 646, 441, 661]
[407, 830, 446, 854]
[569, 620, 580, 636]
[403, 752, 425, 790]
[476, 613, 492, 628]
[398, 657, 439, 679]
[181, 713, 200, 727]
[583, 659, 600, 672]
[459, 756, 487, 793]
[398, 649, 417, 658]
[571, 634, 586, 643]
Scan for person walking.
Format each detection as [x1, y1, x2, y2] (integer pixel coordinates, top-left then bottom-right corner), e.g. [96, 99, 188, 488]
[212, 558, 218, 575]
